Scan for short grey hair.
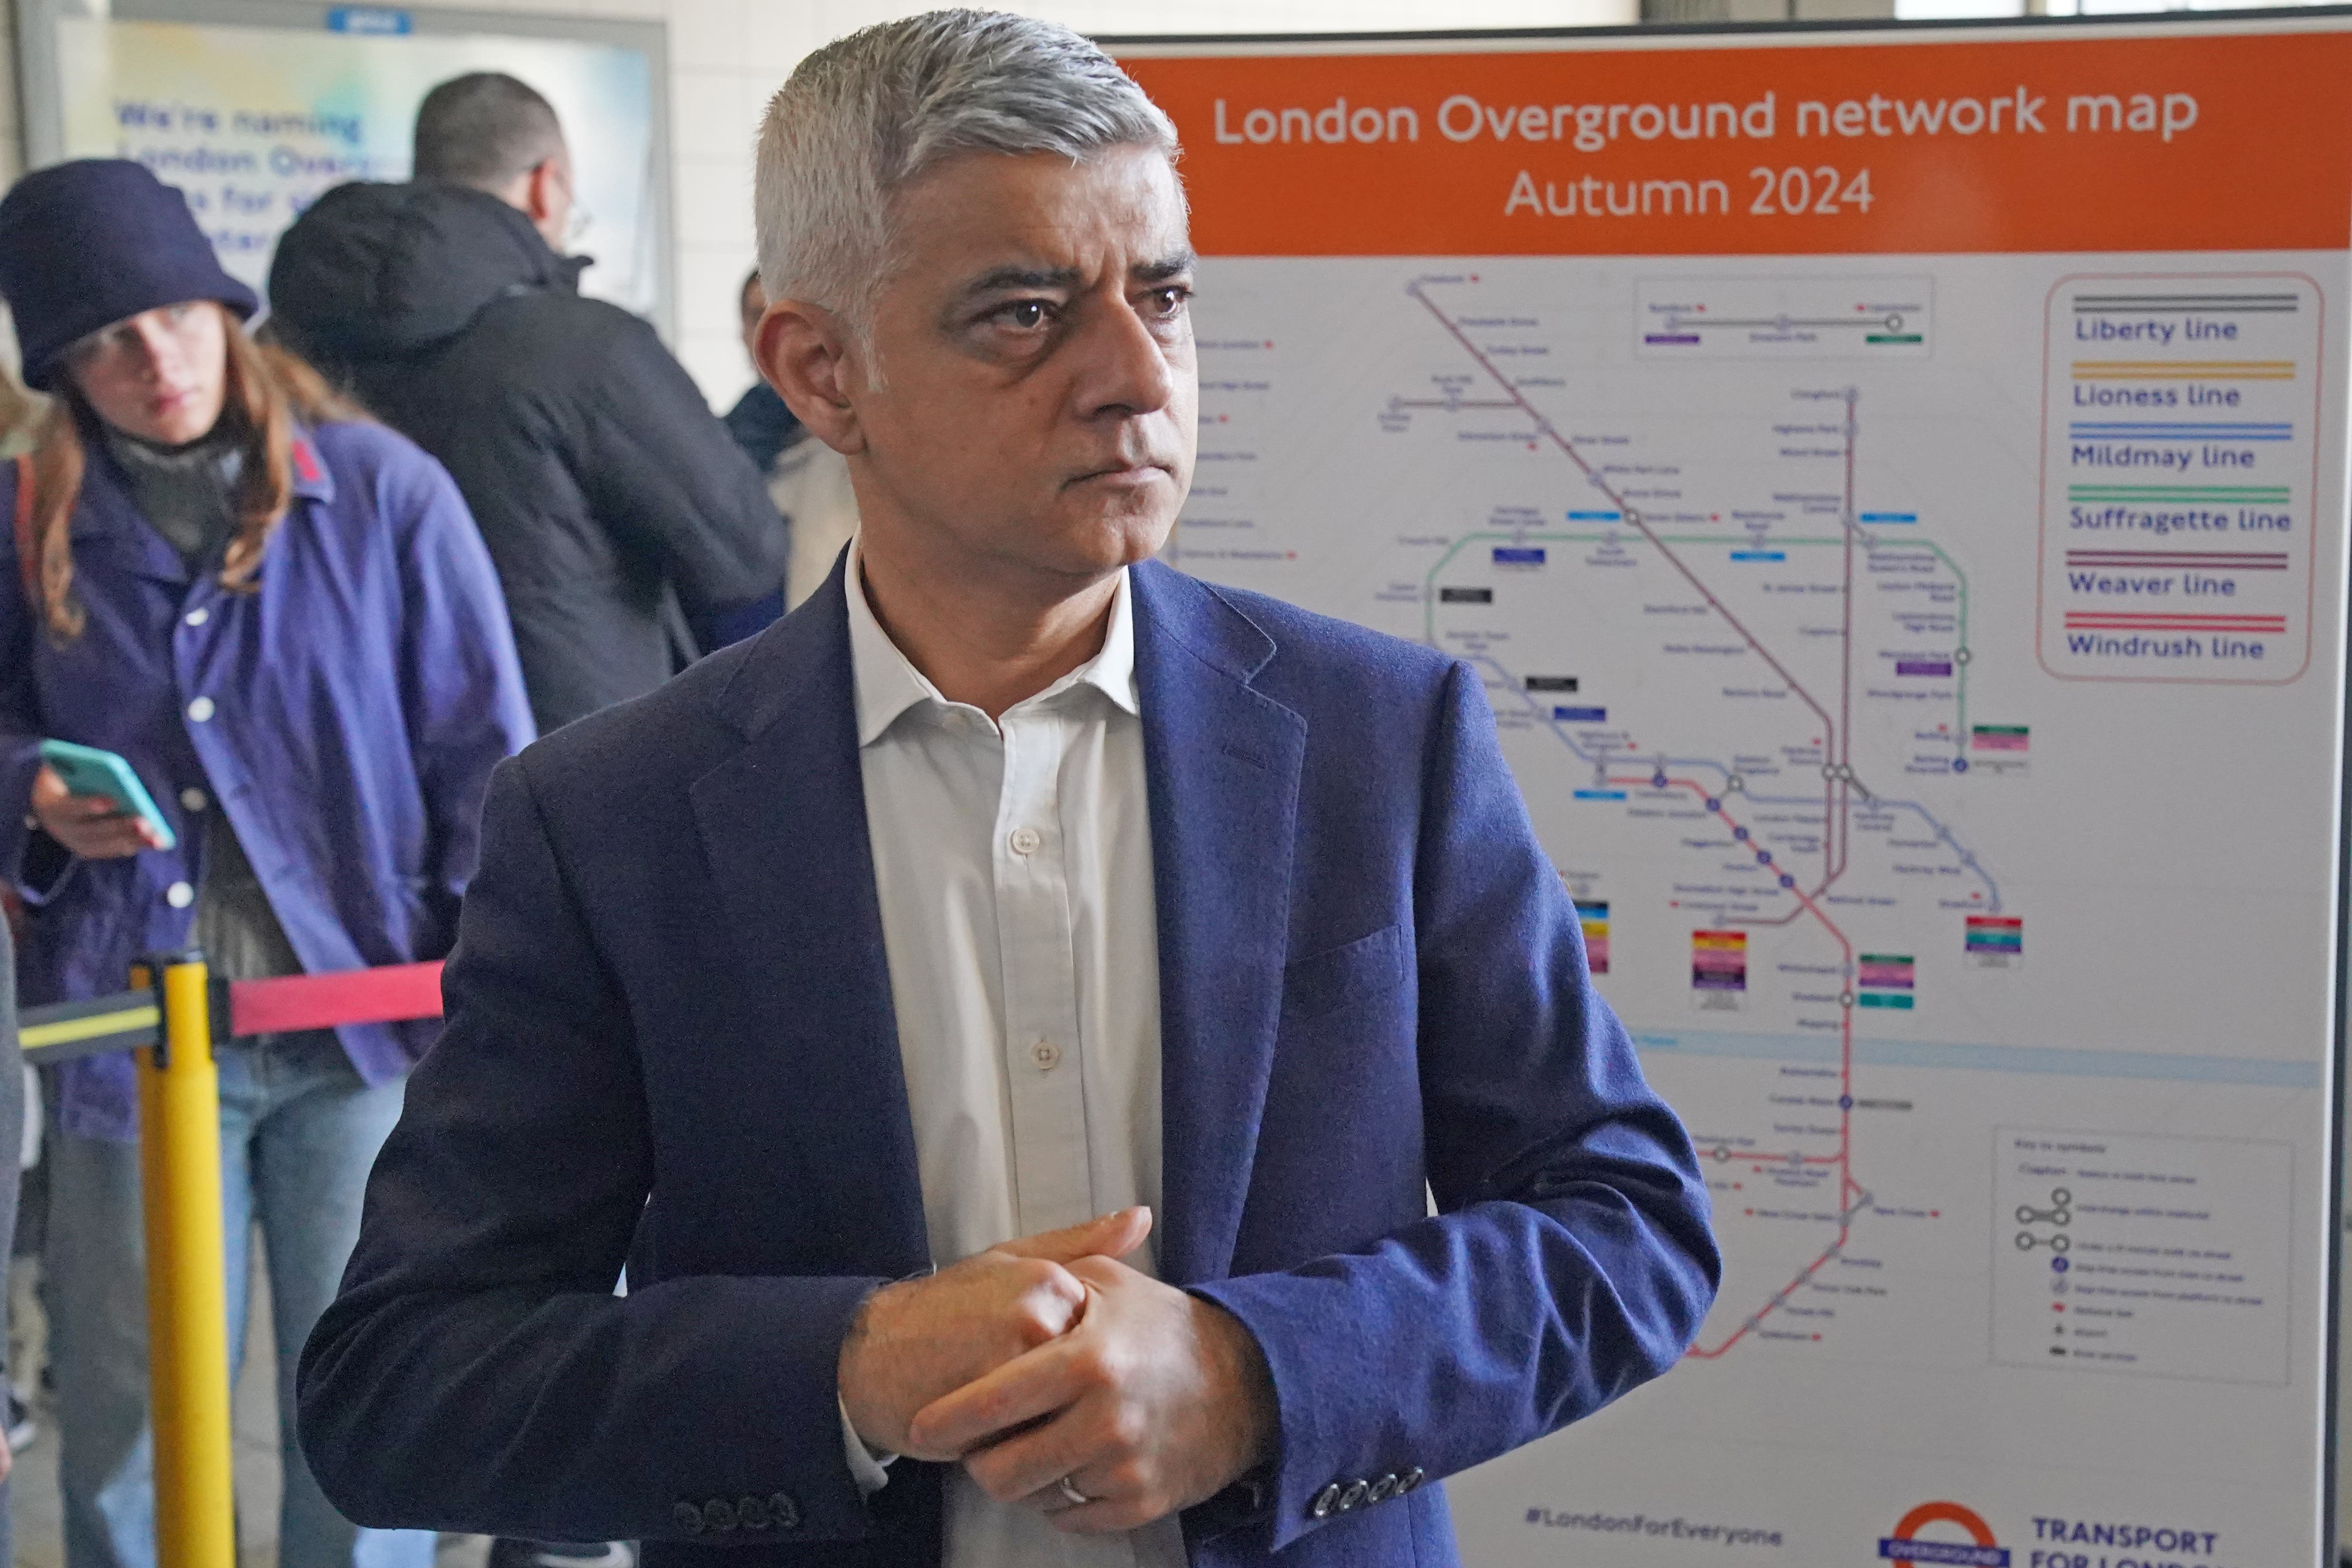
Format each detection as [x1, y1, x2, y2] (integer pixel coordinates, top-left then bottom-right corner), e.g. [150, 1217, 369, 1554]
[754, 10, 1178, 335]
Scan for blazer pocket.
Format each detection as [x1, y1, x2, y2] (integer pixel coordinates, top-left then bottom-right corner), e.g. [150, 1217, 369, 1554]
[1280, 923, 1408, 1023]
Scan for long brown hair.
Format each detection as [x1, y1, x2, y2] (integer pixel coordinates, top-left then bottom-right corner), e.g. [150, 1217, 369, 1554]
[20, 304, 366, 643]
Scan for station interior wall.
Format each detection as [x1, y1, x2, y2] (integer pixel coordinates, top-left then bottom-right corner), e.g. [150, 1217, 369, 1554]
[0, 0, 1656, 404]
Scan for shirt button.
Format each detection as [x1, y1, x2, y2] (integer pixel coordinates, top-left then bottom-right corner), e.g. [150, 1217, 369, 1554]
[1009, 826, 1042, 855]
[1029, 1039, 1061, 1071]
[186, 697, 216, 723]
[184, 608, 209, 627]
[165, 882, 194, 909]
[179, 787, 208, 812]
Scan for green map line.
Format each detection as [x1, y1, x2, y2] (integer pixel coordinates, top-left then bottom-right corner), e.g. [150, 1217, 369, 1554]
[2067, 485, 2288, 501]
[1423, 529, 1974, 747]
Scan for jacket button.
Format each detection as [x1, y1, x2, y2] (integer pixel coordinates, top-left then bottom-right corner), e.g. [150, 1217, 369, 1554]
[735, 1496, 770, 1530]
[166, 882, 195, 909]
[671, 1503, 704, 1535]
[1368, 1473, 1398, 1503]
[1398, 1467, 1427, 1493]
[179, 787, 208, 812]
[185, 608, 209, 627]
[1311, 1483, 1342, 1519]
[768, 1493, 800, 1531]
[1338, 1479, 1369, 1511]
[703, 1498, 736, 1532]
[186, 697, 216, 723]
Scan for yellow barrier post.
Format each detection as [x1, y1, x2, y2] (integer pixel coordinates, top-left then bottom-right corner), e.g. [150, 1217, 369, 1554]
[131, 951, 237, 1568]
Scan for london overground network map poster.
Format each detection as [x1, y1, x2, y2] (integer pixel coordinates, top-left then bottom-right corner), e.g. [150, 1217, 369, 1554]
[1121, 19, 2352, 1566]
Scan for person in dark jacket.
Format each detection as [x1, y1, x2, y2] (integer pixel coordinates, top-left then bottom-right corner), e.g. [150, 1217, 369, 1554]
[725, 269, 861, 617]
[267, 71, 788, 733]
[692, 268, 801, 653]
[723, 268, 803, 479]
[0, 158, 534, 1568]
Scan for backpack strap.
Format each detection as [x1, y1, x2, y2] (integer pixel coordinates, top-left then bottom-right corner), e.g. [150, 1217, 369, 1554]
[11, 453, 34, 607]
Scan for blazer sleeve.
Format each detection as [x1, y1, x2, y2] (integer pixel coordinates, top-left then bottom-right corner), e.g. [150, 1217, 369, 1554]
[1189, 658, 1722, 1553]
[294, 756, 890, 1545]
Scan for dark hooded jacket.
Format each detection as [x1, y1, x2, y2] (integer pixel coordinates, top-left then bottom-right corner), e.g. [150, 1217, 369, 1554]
[267, 182, 787, 733]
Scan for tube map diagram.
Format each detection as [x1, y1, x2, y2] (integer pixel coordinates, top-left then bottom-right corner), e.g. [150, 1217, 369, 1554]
[1164, 248, 2344, 1566]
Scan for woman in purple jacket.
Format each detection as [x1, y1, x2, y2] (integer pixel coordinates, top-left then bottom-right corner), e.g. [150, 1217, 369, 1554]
[0, 161, 535, 1568]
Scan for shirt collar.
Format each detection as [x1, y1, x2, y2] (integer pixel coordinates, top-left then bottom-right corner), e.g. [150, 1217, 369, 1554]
[844, 540, 1142, 749]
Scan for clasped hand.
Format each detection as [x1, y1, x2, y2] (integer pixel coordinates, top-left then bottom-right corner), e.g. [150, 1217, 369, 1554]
[836, 1207, 1274, 1534]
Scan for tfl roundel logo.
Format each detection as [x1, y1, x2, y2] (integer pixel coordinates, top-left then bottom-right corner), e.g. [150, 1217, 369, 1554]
[1878, 1502, 2009, 1568]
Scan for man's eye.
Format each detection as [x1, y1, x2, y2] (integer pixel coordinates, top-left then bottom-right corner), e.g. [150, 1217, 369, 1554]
[999, 300, 1050, 330]
[1145, 287, 1191, 318]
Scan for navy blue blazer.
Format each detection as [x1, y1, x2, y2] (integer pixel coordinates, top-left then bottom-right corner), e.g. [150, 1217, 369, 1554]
[297, 559, 1720, 1568]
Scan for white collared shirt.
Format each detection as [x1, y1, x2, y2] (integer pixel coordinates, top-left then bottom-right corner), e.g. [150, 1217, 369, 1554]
[842, 543, 1186, 1568]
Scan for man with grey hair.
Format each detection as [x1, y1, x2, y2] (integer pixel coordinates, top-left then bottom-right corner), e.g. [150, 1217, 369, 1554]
[295, 12, 1719, 1568]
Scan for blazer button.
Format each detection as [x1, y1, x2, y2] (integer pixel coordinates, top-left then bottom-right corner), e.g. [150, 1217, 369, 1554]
[769, 1493, 801, 1531]
[1311, 1482, 1342, 1519]
[671, 1503, 705, 1536]
[736, 1495, 771, 1530]
[1338, 1480, 1369, 1511]
[703, 1498, 737, 1532]
[1367, 1473, 1398, 1503]
[1398, 1467, 1427, 1493]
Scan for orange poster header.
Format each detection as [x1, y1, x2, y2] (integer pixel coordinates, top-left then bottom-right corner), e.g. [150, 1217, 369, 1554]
[1116, 26, 2352, 256]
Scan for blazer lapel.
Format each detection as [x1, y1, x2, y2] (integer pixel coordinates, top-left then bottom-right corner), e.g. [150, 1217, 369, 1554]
[1133, 563, 1305, 1286]
[688, 568, 931, 1277]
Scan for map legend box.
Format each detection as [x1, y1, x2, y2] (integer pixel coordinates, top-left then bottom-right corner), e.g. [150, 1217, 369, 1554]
[1857, 954, 1915, 1009]
[1576, 901, 1610, 974]
[1967, 725, 2029, 775]
[1965, 916, 2023, 969]
[1992, 1129, 2291, 1384]
[1691, 930, 1747, 1011]
[2037, 274, 2321, 683]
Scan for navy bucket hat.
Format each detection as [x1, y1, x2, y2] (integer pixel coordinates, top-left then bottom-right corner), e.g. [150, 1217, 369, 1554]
[0, 159, 260, 390]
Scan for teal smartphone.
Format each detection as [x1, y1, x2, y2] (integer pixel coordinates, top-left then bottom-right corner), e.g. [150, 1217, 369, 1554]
[38, 739, 177, 852]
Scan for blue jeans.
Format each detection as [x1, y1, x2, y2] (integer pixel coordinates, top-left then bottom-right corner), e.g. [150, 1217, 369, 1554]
[45, 1031, 436, 1568]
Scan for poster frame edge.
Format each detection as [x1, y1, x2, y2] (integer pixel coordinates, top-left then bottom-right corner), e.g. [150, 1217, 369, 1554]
[7, 0, 679, 344]
[1100, 4, 2352, 50]
[2325, 261, 2352, 1568]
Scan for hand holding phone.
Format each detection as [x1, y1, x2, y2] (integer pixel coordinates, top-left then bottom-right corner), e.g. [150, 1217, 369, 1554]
[32, 740, 176, 858]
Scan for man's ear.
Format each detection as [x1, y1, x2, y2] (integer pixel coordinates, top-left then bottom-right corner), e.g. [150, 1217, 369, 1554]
[524, 160, 563, 226]
[757, 299, 869, 457]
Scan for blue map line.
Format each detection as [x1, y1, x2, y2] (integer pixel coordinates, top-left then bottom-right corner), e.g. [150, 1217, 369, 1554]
[1470, 651, 2004, 911]
[1632, 1027, 2319, 1088]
